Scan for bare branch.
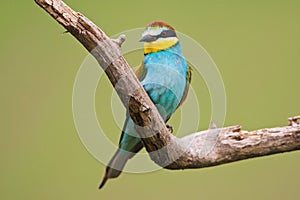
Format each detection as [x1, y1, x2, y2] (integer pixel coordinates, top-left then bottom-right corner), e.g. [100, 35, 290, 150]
[35, 0, 300, 169]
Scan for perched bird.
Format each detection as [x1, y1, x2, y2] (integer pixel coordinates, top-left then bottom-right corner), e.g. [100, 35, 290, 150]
[99, 21, 192, 189]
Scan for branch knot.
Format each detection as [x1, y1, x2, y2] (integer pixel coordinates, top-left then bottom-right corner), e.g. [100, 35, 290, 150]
[112, 34, 126, 47]
[288, 116, 300, 126]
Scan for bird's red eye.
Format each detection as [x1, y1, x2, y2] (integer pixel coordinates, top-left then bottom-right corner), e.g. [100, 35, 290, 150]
[161, 31, 167, 36]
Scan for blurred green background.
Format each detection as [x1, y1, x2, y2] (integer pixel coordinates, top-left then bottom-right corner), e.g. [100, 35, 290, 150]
[1, 0, 299, 199]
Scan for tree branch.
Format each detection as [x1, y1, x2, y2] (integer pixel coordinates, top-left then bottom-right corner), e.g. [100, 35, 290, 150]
[35, 0, 300, 169]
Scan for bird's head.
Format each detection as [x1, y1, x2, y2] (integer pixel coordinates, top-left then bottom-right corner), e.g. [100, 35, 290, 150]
[139, 21, 178, 54]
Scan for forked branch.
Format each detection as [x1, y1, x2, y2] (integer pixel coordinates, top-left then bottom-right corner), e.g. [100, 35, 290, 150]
[35, 0, 300, 169]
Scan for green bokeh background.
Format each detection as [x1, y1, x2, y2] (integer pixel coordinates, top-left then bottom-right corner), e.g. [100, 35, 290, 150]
[1, 0, 299, 199]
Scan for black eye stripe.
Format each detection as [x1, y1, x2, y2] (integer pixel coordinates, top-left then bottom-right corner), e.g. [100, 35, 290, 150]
[158, 30, 176, 38]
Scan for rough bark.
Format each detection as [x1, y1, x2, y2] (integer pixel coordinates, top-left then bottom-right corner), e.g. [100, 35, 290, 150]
[35, 0, 300, 169]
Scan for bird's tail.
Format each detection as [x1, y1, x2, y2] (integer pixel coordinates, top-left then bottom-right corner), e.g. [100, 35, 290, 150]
[99, 149, 131, 189]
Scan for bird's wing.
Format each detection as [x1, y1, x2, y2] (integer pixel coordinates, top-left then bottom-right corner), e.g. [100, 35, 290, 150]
[177, 64, 192, 108]
[134, 62, 147, 82]
[115, 62, 149, 148]
[118, 63, 146, 145]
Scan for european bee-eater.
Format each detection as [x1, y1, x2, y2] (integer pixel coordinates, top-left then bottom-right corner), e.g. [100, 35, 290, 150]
[99, 21, 192, 189]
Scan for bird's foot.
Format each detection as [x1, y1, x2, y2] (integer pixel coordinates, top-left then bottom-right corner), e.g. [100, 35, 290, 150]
[166, 124, 173, 133]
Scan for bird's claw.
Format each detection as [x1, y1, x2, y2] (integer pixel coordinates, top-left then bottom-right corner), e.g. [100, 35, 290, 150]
[166, 124, 173, 133]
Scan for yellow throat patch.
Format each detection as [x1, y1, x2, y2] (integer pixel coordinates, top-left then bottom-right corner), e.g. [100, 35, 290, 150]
[144, 37, 178, 54]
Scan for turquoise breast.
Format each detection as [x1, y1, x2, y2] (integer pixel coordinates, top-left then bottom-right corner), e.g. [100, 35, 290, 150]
[142, 42, 188, 121]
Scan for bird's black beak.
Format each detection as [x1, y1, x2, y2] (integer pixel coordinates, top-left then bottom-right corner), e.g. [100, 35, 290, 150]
[139, 34, 157, 42]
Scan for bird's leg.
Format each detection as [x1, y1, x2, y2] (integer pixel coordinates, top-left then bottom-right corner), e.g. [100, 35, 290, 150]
[166, 124, 173, 133]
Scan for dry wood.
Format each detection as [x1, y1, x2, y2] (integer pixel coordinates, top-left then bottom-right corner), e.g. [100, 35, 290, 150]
[35, 0, 300, 169]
